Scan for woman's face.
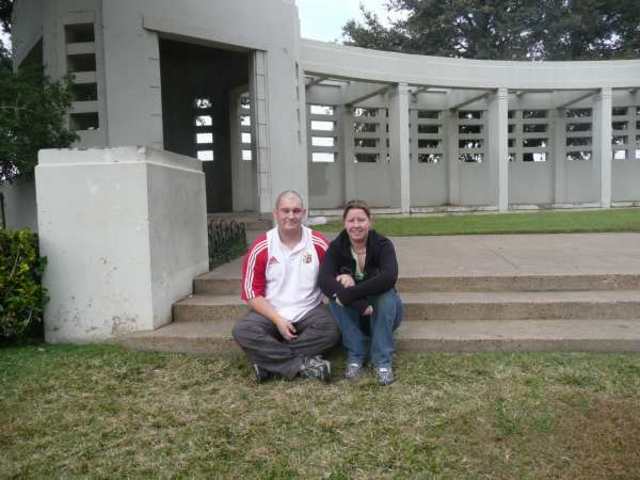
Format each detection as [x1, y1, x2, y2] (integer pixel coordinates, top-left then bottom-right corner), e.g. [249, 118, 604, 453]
[344, 208, 371, 244]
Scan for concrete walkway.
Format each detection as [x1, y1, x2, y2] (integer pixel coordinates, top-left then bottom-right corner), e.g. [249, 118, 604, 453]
[204, 232, 640, 280]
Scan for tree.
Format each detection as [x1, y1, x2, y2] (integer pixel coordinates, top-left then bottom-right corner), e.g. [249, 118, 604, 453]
[0, 0, 13, 34]
[0, 43, 77, 183]
[343, 0, 640, 61]
[0, 0, 77, 183]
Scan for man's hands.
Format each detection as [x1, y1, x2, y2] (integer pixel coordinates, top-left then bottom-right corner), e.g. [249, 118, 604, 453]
[275, 317, 297, 341]
[247, 297, 298, 341]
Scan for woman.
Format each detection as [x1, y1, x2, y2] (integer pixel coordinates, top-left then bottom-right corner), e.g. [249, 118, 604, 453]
[318, 200, 403, 385]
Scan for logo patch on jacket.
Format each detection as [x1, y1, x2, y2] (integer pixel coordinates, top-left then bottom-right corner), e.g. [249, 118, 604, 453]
[302, 252, 313, 264]
[268, 256, 279, 265]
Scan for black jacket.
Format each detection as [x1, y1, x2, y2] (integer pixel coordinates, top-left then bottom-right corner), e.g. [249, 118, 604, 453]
[318, 229, 398, 314]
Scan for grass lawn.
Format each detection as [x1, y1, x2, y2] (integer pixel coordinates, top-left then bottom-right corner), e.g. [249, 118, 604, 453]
[2, 345, 640, 479]
[315, 208, 640, 236]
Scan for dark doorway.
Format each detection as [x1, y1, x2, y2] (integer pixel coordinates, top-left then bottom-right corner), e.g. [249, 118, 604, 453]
[159, 39, 249, 213]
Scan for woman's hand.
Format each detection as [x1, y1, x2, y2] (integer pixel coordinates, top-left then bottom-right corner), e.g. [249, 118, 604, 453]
[336, 274, 355, 288]
[362, 306, 373, 316]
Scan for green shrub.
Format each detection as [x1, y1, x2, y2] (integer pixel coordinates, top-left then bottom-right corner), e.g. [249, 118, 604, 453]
[0, 229, 48, 340]
[208, 219, 246, 269]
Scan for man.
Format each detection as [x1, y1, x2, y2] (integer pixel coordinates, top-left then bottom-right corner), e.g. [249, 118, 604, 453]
[232, 190, 340, 383]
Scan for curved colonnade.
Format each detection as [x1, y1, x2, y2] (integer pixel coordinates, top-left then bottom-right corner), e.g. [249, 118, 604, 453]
[301, 40, 640, 212]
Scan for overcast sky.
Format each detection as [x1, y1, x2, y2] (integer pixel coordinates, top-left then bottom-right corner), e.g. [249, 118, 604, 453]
[0, 1, 400, 49]
[296, 0, 399, 42]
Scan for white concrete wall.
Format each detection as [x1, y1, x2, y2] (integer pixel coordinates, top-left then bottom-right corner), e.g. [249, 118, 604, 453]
[146, 149, 209, 329]
[0, 178, 38, 231]
[566, 160, 598, 203]
[509, 162, 554, 205]
[104, 0, 306, 211]
[11, 0, 45, 65]
[409, 93, 449, 207]
[14, 0, 307, 212]
[13, 0, 109, 147]
[36, 146, 208, 342]
[613, 162, 640, 202]
[101, 0, 162, 149]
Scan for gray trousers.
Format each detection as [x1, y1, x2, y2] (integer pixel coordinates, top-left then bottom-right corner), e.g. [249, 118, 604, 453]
[232, 304, 340, 379]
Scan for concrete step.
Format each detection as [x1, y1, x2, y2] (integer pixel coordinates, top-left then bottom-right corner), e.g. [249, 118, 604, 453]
[174, 290, 640, 322]
[116, 318, 640, 354]
[193, 273, 640, 296]
[396, 319, 640, 352]
[117, 319, 237, 354]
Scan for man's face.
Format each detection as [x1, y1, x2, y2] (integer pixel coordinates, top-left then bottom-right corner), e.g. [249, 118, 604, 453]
[274, 194, 305, 235]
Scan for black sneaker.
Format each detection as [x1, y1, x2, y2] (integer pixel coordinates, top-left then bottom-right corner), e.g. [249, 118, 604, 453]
[300, 356, 331, 383]
[253, 364, 273, 384]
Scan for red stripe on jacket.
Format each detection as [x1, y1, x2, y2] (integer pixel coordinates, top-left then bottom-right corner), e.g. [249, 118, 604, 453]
[241, 233, 268, 301]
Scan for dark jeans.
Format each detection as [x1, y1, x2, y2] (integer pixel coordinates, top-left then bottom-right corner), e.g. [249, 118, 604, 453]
[330, 289, 403, 368]
[232, 304, 340, 379]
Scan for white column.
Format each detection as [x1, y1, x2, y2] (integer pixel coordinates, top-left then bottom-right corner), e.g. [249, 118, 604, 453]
[250, 51, 272, 213]
[552, 104, 567, 204]
[229, 89, 242, 212]
[388, 83, 411, 213]
[341, 103, 356, 202]
[488, 88, 509, 211]
[447, 110, 460, 205]
[593, 87, 613, 208]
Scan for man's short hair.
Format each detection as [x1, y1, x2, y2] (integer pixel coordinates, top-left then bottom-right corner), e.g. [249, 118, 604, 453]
[274, 190, 304, 209]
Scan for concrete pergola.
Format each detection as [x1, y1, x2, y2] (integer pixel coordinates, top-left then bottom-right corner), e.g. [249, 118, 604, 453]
[9, 0, 640, 219]
[302, 40, 640, 213]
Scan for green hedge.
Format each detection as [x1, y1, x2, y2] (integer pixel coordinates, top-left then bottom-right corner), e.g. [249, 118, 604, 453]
[0, 229, 48, 340]
[208, 219, 246, 269]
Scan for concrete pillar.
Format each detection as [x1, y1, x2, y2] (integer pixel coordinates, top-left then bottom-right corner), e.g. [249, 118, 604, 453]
[251, 51, 272, 213]
[447, 110, 460, 205]
[342, 102, 357, 202]
[35, 147, 209, 342]
[552, 105, 567, 204]
[593, 87, 613, 208]
[488, 88, 509, 211]
[388, 83, 411, 213]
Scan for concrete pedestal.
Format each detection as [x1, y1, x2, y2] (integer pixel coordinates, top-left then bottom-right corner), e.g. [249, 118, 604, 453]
[36, 146, 209, 342]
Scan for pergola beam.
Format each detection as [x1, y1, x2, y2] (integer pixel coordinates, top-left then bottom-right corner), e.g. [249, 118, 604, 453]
[447, 89, 492, 110]
[556, 90, 599, 109]
[305, 75, 329, 88]
[343, 83, 391, 106]
[412, 86, 432, 96]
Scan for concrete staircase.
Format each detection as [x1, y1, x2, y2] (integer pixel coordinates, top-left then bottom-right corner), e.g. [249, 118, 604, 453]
[117, 272, 640, 354]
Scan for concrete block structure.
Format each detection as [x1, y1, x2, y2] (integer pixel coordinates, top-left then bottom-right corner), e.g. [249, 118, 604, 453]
[9, 0, 640, 341]
[36, 147, 208, 341]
